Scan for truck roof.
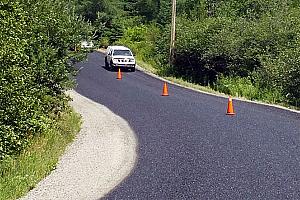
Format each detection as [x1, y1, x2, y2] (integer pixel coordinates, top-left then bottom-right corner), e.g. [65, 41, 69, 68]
[108, 45, 130, 50]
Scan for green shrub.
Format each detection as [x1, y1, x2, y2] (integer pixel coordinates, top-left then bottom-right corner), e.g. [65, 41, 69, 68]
[0, 0, 91, 159]
[99, 37, 110, 48]
[214, 76, 259, 100]
[214, 75, 285, 104]
[116, 24, 161, 67]
[170, 3, 300, 107]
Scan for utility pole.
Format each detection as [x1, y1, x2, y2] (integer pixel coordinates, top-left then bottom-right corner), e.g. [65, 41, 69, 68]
[169, 0, 176, 65]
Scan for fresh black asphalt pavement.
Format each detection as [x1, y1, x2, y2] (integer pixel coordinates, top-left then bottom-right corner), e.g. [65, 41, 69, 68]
[75, 52, 300, 199]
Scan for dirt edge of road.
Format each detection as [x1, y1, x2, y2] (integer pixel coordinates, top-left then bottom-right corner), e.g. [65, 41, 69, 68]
[20, 90, 137, 200]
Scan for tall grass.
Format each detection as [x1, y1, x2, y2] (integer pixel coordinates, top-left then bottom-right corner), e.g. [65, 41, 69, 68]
[214, 76, 259, 100]
[214, 75, 286, 104]
[0, 109, 81, 200]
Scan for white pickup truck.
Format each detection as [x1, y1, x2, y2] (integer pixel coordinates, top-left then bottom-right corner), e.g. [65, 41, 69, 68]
[105, 45, 136, 72]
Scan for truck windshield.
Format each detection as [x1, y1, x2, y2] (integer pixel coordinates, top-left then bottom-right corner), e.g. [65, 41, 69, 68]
[113, 50, 132, 56]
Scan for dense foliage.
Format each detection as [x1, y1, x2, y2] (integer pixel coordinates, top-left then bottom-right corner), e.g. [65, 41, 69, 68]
[173, 0, 300, 105]
[0, 0, 91, 158]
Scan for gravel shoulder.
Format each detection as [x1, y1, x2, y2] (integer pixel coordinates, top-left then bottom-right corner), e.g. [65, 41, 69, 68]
[20, 90, 137, 200]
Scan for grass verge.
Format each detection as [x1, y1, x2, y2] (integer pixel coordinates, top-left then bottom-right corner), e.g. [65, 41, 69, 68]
[136, 60, 222, 96]
[136, 60, 300, 111]
[164, 76, 222, 95]
[0, 108, 81, 200]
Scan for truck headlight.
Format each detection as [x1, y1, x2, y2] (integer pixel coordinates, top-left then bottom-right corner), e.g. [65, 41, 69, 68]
[128, 58, 135, 62]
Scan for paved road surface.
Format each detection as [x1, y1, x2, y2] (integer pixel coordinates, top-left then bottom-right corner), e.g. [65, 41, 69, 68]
[75, 52, 300, 199]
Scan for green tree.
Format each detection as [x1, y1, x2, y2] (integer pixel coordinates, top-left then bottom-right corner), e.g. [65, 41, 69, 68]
[0, 0, 91, 158]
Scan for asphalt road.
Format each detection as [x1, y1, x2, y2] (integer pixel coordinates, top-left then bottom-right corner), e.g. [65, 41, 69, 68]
[75, 52, 300, 199]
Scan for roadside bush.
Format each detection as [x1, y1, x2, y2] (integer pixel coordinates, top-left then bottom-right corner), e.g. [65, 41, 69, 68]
[171, 4, 300, 106]
[0, 0, 91, 159]
[117, 24, 161, 67]
[99, 37, 110, 48]
[214, 76, 259, 100]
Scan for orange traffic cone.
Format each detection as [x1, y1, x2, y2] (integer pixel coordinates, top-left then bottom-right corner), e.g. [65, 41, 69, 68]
[117, 68, 122, 80]
[162, 82, 169, 96]
[226, 96, 235, 115]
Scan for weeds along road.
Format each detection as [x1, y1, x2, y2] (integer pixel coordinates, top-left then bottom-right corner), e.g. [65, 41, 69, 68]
[75, 52, 300, 199]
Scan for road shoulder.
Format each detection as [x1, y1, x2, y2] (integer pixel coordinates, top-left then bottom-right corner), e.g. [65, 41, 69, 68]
[20, 90, 137, 200]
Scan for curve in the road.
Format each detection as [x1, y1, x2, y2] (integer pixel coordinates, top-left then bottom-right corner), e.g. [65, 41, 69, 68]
[75, 52, 300, 200]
